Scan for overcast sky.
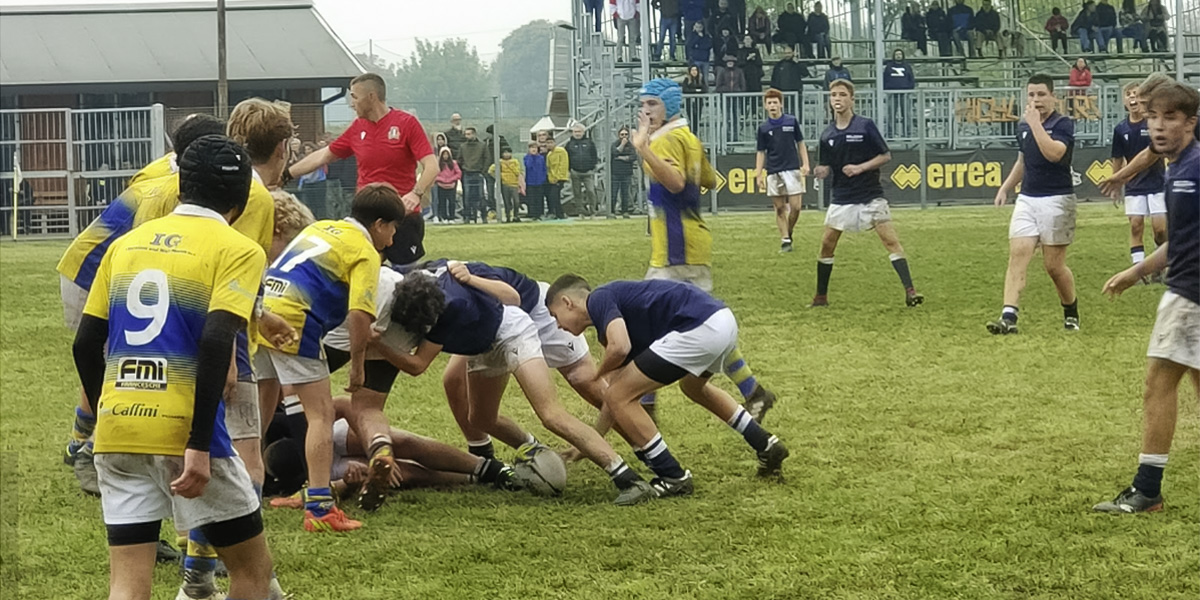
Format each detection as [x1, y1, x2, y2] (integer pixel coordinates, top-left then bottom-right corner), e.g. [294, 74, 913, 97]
[0, 0, 572, 63]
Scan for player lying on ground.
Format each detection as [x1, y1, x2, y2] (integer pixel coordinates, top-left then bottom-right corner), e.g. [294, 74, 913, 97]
[756, 88, 810, 254]
[1094, 82, 1200, 515]
[546, 276, 791, 506]
[1111, 80, 1168, 279]
[381, 263, 658, 504]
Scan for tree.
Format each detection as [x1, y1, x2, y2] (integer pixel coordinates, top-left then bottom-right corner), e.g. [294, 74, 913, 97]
[355, 39, 498, 122]
[493, 20, 557, 118]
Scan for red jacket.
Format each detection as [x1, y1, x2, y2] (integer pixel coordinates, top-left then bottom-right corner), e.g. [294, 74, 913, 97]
[1069, 67, 1092, 88]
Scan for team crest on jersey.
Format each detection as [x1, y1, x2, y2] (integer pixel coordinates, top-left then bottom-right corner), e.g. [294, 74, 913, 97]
[115, 357, 168, 391]
[388, 126, 400, 140]
[360, 131, 367, 140]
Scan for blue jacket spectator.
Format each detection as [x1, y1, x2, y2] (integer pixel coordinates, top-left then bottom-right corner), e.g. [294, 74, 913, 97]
[824, 57, 852, 89]
[883, 52, 916, 90]
[686, 24, 713, 67]
[949, 0, 974, 30]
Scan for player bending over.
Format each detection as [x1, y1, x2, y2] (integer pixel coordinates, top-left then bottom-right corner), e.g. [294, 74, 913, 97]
[1094, 82, 1200, 514]
[546, 276, 791, 506]
[990, 74, 1079, 334]
[382, 263, 657, 504]
[1111, 81, 1167, 277]
[811, 79, 923, 309]
[756, 88, 810, 253]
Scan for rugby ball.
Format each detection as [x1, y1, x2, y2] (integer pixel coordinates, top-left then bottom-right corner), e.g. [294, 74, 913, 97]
[513, 447, 567, 497]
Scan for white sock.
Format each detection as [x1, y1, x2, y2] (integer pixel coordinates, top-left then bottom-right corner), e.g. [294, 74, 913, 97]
[1138, 453, 1168, 467]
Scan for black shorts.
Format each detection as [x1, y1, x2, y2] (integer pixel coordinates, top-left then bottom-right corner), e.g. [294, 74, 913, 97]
[324, 345, 399, 395]
[633, 349, 690, 385]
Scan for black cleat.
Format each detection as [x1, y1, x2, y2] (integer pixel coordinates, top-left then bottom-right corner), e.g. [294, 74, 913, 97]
[780, 239, 793, 253]
[905, 290, 924, 307]
[613, 480, 656, 506]
[155, 539, 181, 564]
[809, 294, 829, 308]
[986, 318, 1018, 335]
[756, 439, 790, 478]
[1093, 486, 1163, 514]
[1064, 316, 1080, 331]
[650, 470, 694, 498]
[743, 386, 777, 424]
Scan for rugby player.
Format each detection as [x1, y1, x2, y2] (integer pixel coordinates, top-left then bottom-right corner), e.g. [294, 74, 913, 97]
[755, 88, 810, 253]
[1111, 82, 1167, 274]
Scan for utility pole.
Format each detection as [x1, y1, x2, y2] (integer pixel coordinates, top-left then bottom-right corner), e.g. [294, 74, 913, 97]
[492, 95, 504, 218]
[1173, 0, 1183, 81]
[369, 39, 375, 65]
[874, 0, 885, 127]
[217, 0, 229, 119]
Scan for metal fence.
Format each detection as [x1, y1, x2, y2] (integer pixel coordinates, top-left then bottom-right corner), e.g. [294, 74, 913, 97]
[1, 105, 165, 238]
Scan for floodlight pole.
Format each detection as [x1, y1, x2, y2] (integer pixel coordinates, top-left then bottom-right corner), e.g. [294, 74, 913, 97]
[639, 0, 651, 83]
[217, 0, 229, 119]
[1173, 0, 1183, 80]
[492, 95, 503, 218]
[874, 0, 885, 127]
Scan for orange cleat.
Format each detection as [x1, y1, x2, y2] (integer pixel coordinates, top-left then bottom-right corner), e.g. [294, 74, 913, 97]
[303, 505, 362, 533]
[269, 493, 303, 510]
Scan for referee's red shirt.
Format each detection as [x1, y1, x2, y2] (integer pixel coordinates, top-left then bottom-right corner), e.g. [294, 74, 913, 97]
[329, 108, 433, 194]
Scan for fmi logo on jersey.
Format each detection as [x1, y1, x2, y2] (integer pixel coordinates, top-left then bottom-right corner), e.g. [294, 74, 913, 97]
[116, 357, 168, 391]
[263, 276, 290, 296]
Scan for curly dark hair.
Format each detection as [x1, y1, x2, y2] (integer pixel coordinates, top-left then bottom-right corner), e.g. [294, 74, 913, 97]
[392, 274, 446, 335]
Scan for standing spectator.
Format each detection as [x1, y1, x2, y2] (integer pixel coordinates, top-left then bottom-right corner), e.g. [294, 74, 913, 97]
[686, 21, 713, 77]
[458, 127, 488, 223]
[739, 35, 765, 93]
[883, 49, 916, 138]
[683, 64, 708, 129]
[1095, 0, 1121, 52]
[613, 0, 641, 62]
[564, 124, 600, 218]
[971, 0, 1001, 57]
[483, 124, 511, 220]
[434, 146, 461, 223]
[1142, 0, 1168, 52]
[653, 0, 682, 61]
[610, 125, 637, 218]
[584, 0, 604, 32]
[713, 26, 740, 63]
[948, 0, 975, 57]
[1069, 56, 1093, 90]
[297, 142, 327, 189]
[716, 55, 747, 141]
[444, 113, 466, 158]
[1119, 0, 1148, 52]
[824, 56, 852, 89]
[1046, 8, 1071, 54]
[287, 137, 303, 168]
[488, 147, 522, 222]
[771, 47, 811, 92]
[433, 131, 449, 155]
[927, 1, 953, 56]
[707, 0, 737, 40]
[682, 0, 706, 38]
[748, 7, 773, 53]
[808, 2, 832, 59]
[775, 3, 807, 57]
[523, 140, 548, 220]
[544, 134, 569, 220]
[902, 2, 928, 55]
[1072, 2, 1099, 53]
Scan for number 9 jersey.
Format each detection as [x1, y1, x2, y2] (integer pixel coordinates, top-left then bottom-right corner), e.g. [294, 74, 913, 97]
[260, 219, 381, 359]
[83, 205, 267, 457]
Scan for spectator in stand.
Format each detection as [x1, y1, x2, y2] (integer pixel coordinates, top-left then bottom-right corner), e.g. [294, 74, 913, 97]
[287, 137, 303, 168]
[297, 143, 327, 189]
[523, 140, 548, 220]
[1094, 0, 1121, 52]
[716, 55, 747, 141]
[433, 131, 449, 155]
[707, 0, 737, 41]
[718, 0, 747, 34]
[488, 147, 522, 223]
[883, 49, 916, 138]
[927, 1, 953, 56]
[483, 124, 511, 219]
[544, 133, 569, 220]
[1069, 56, 1093, 91]
[686, 21, 713, 77]
[584, 0, 604, 32]
[748, 7, 773, 53]
[613, 0, 641, 63]
[1119, 0, 1148, 52]
[948, 0, 975, 57]
[808, 3, 831, 59]
[458, 127, 488, 223]
[971, 0, 1001, 57]
[444, 114, 466, 159]
[682, 64, 708, 128]
[610, 125, 637, 218]
[1072, 2, 1099, 53]
[565, 124, 601, 218]
[653, 0, 682, 61]
[902, 2, 928, 55]
[713, 25, 740, 64]
[434, 146, 461, 223]
[824, 56, 852, 90]
[770, 46, 810, 93]
[1046, 8, 1071, 54]
[775, 3, 807, 58]
[1142, 0, 1168, 52]
[739, 35, 765, 93]
[682, 0, 706, 40]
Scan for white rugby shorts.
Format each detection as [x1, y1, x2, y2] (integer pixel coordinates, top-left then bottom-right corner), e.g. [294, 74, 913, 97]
[95, 453, 260, 531]
[1124, 192, 1167, 217]
[60, 275, 89, 332]
[647, 308, 739, 377]
[533, 282, 589, 369]
[467, 306, 546, 378]
[254, 347, 330, 386]
[1009, 193, 1076, 245]
[766, 170, 807, 197]
[225, 381, 261, 441]
[1147, 291, 1200, 370]
[824, 198, 892, 233]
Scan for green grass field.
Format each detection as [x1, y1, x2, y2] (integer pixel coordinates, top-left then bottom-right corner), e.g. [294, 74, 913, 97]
[2, 205, 1197, 600]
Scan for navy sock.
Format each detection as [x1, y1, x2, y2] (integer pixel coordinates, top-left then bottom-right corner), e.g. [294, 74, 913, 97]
[816, 258, 834, 296]
[606, 458, 643, 490]
[304, 487, 334, 516]
[1132, 454, 1167, 498]
[727, 407, 773, 452]
[634, 434, 686, 480]
[640, 393, 656, 406]
[467, 438, 496, 460]
[890, 254, 914, 290]
[1001, 305, 1018, 324]
[1062, 299, 1078, 320]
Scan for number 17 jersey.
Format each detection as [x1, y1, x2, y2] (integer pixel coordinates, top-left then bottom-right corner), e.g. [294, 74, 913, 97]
[261, 219, 381, 359]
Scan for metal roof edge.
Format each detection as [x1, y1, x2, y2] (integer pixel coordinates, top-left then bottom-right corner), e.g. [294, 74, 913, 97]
[0, 0, 312, 16]
[310, 4, 366, 77]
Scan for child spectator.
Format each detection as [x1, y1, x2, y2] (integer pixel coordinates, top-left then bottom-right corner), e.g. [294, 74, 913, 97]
[522, 140, 548, 221]
[488, 148, 523, 223]
[434, 147, 461, 223]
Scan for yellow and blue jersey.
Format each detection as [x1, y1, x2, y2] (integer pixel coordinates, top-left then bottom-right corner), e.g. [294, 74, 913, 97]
[128, 152, 176, 186]
[84, 205, 267, 457]
[261, 219, 380, 359]
[645, 120, 716, 268]
[133, 175, 275, 253]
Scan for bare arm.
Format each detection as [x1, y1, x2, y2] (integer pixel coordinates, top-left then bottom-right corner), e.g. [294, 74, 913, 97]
[1104, 242, 1169, 298]
[1102, 147, 1159, 197]
[374, 339, 443, 376]
[845, 152, 891, 177]
[995, 153, 1024, 206]
[755, 151, 766, 188]
[595, 318, 632, 378]
[448, 261, 520, 306]
[799, 143, 811, 175]
[401, 154, 439, 213]
[287, 146, 338, 179]
[638, 145, 686, 193]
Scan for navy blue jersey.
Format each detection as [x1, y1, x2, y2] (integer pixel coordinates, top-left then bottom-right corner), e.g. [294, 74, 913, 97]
[587, 280, 725, 359]
[1017, 112, 1075, 197]
[425, 272, 504, 356]
[1111, 118, 1165, 196]
[819, 115, 889, 205]
[467, 263, 540, 315]
[757, 114, 804, 175]
[1164, 140, 1200, 304]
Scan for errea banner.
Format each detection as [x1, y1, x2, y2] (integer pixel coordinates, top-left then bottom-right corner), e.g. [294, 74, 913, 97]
[712, 147, 1115, 208]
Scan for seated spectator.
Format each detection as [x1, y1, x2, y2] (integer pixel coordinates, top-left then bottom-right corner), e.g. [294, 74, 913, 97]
[769, 47, 810, 93]
[713, 25, 740, 62]
[948, 0, 975, 57]
[774, 3, 806, 57]
[686, 21, 713, 76]
[823, 56, 851, 90]
[902, 2, 928, 55]
[682, 0, 706, 39]
[1094, 0, 1121, 52]
[748, 6, 773, 53]
[971, 0, 1001, 57]
[1142, 0, 1168, 52]
[926, 1, 953, 56]
[739, 35, 765, 93]
[714, 55, 746, 93]
[1072, 2, 1099, 53]
[1068, 56, 1093, 93]
[808, 2, 831, 59]
[1119, 0, 1148, 52]
[1046, 7, 1070, 54]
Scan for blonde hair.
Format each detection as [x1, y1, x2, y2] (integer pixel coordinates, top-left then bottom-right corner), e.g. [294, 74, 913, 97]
[829, 79, 855, 95]
[270, 189, 314, 241]
[227, 98, 293, 164]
